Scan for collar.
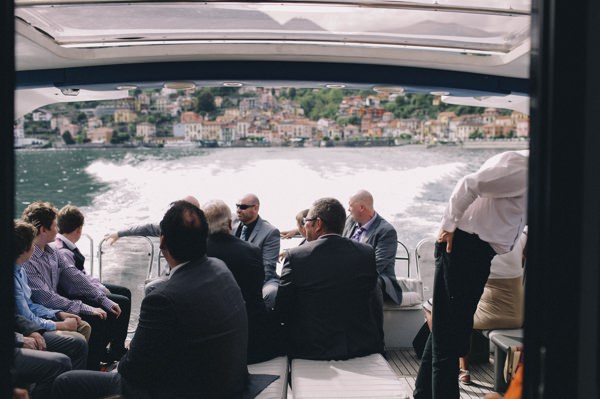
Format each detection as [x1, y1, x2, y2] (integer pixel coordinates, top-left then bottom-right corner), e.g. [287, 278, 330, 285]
[57, 234, 76, 250]
[32, 243, 54, 258]
[318, 233, 341, 240]
[357, 212, 378, 231]
[168, 261, 191, 278]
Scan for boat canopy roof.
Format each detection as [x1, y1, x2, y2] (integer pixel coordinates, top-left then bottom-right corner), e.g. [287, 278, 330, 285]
[15, 0, 531, 115]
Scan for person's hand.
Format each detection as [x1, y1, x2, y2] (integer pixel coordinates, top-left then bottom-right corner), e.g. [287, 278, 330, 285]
[104, 232, 120, 245]
[13, 387, 30, 399]
[57, 311, 81, 323]
[29, 332, 46, 350]
[57, 317, 78, 331]
[22, 336, 38, 350]
[278, 250, 287, 263]
[110, 303, 122, 318]
[280, 228, 299, 239]
[437, 229, 454, 253]
[91, 307, 108, 320]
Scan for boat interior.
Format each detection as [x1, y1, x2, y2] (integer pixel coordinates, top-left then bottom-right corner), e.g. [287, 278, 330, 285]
[3, 1, 600, 398]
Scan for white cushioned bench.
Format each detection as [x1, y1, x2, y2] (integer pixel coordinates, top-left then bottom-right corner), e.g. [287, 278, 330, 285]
[248, 356, 289, 399]
[291, 353, 408, 398]
[383, 276, 425, 348]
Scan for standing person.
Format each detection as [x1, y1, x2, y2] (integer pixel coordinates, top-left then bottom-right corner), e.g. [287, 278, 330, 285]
[52, 200, 250, 399]
[275, 197, 383, 360]
[233, 193, 281, 310]
[54, 205, 131, 362]
[343, 189, 402, 305]
[413, 150, 528, 399]
[203, 199, 283, 364]
[20, 202, 121, 370]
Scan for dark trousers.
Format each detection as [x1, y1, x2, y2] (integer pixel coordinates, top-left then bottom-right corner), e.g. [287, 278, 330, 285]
[414, 229, 495, 399]
[52, 369, 121, 399]
[104, 283, 132, 355]
[45, 331, 88, 370]
[13, 348, 72, 399]
[80, 284, 131, 369]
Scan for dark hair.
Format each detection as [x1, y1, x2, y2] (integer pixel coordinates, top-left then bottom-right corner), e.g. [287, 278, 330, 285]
[14, 220, 36, 262]
[57, 205, 85, 234]
[21, 201, 58, 233]
[311, 198, 346, 235]
[159, 200, 208, 262]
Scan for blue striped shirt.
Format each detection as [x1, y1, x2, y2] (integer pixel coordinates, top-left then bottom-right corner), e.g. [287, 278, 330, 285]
[22, 244, 116, 315]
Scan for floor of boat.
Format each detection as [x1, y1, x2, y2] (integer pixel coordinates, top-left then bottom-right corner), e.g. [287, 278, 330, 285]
[385, 348, 499, 399]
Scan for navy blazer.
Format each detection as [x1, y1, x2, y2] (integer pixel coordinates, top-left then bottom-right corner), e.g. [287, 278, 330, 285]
[275, 235, 383, 360]
[118, 256, 248, 398]
[343, 215, 403, 304]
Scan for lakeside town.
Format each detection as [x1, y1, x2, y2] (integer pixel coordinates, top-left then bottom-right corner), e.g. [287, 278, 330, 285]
[15, 87, 529, 149]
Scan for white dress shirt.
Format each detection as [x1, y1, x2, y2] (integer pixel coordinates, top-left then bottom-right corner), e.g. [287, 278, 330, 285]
[441, 150, 529, 254]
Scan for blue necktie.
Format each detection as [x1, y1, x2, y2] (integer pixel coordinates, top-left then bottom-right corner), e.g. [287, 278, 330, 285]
[351, 226, 365, 242]
[240, 225, 248, 241]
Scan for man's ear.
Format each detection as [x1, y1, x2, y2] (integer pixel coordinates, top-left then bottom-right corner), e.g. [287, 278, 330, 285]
[159, 235, 166, 251]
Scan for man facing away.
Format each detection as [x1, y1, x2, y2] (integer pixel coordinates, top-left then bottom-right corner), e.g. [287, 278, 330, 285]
[53, 200, 250, 399]
[343, 189, 403, 305]
[233, 193, 281, 310]
[20, 202, 121, 370]
[203, 199, 283, 364]
[54, 205, 131, 362]
[414, 150, 528, 399]
[275, 197, 383, 360]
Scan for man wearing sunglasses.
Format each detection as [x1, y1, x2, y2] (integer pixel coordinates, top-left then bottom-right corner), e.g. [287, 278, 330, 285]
[233, 193, 281, 310]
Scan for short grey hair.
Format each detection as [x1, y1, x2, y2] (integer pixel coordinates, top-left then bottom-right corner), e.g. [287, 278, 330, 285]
[202, 200, 232, 235]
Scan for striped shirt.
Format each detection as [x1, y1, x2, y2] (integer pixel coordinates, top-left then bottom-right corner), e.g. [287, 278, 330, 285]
[22, 244, 116, 315]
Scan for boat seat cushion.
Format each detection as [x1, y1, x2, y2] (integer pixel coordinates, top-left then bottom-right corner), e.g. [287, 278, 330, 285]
[248, 356, 289, 399]
[291, 353, 408, 398]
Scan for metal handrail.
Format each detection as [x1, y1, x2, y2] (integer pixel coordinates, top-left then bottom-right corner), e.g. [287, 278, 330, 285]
[395, 239, 412, 278]
[97, 235, 155, 282]
[79, 233, 94, 273]
[414, 236, 436, 274]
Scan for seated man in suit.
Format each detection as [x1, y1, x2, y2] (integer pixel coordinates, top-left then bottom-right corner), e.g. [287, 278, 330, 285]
[54, 205, 131, 361]
[343, 189, 403, 305]
[233, 193, 281, 310]
[275, 197, 383, 360]
[203, 199, 283, 364]
[53, 200, 250, 399]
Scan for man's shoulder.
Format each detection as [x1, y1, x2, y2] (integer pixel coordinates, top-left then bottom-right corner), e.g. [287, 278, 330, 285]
[209, 234, 261, 256]
[257, 216, 279, 234]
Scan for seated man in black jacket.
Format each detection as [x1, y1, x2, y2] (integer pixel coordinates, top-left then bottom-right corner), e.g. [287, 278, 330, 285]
[203, 199, 283, 364]
[275, 197, 383, 360]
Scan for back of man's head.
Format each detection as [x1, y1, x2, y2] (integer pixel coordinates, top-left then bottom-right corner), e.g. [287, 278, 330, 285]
[21, 201, 58, 234]
[160, 200, 208, 262]
[202, 200, 232, 235]
[57, 205, 84, 234]
[13, 220, 36, 262]
[311, 198, 346, 235]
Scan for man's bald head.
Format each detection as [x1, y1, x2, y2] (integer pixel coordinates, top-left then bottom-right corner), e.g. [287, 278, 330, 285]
[348, 189, 375, 225]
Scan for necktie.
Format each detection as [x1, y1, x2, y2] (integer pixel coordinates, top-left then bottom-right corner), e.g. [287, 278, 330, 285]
[240, 224, 248, 241]
[351, 226, 365, 242]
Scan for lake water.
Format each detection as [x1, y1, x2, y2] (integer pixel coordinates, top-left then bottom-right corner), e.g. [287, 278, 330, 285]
[15, 145, 512, 329]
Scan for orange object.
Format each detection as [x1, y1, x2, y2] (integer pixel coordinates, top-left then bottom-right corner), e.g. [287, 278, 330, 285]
[504, 364, 524, 399]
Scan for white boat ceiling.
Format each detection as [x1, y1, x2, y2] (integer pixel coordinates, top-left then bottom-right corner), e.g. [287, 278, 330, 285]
[15, 0, 532, 114]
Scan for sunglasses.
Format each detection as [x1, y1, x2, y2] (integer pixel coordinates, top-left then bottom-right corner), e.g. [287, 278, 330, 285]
[302, 217, 318, 225]
[236, 204, 256, 210]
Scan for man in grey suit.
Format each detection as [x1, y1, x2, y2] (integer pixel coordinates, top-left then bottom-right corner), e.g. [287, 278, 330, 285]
[52, 201, 250, 398]
[275, 197, 383, 360]
[233, 193, 281, 310]
[343, 190, 403, 305]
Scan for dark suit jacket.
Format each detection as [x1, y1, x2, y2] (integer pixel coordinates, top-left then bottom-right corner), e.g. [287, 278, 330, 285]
[343, 215, 403, 304]
[207, 232, 283, 364]
[275, 234, 383, 360]
[118, 256, 248, 399]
